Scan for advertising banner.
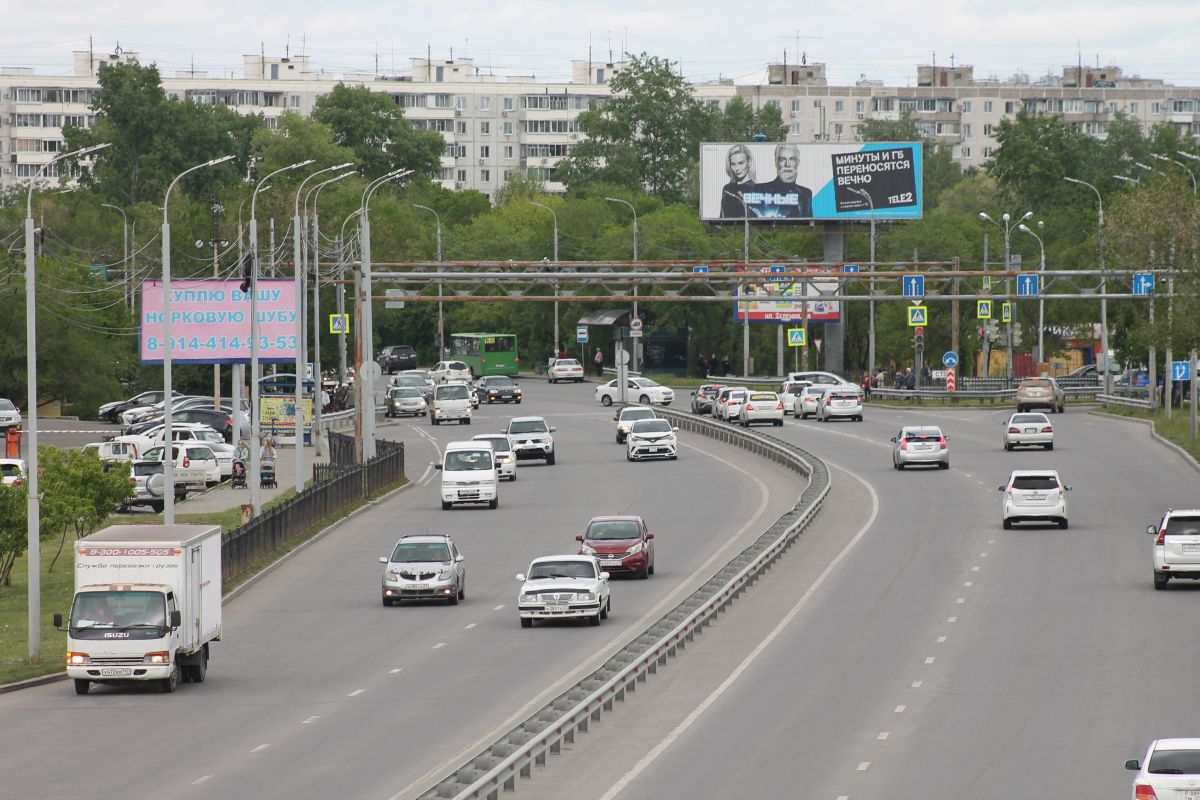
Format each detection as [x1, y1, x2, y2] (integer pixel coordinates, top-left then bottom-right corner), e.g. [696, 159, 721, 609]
[260, 395, 313, 441]
[732, 265, 846, 324]
[140, 279, 298, 364]
[700, 142, 922, 222]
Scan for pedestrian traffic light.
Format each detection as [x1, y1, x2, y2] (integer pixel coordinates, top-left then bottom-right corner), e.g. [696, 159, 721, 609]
[914, 334, 925, 349]
[978, 327, 985, 339]
[914, 327, 924, 337]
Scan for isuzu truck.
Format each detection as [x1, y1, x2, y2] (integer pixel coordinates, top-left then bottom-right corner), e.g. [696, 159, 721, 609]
[54, 524, 222, 695]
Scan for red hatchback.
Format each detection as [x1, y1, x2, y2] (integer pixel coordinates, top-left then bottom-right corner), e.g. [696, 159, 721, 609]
[577, 516, 656, 579]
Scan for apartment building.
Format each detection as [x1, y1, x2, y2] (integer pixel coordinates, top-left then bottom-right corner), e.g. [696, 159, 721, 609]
[2, 48, 1198, 195]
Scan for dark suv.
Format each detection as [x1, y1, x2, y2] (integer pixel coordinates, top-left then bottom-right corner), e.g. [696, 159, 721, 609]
[379, 345, 418, 374]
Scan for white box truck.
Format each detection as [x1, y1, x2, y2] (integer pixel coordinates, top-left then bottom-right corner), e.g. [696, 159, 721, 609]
[54, 523, 222, 695]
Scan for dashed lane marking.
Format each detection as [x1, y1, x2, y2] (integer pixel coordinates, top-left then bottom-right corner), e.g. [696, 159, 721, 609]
[302, 716, 320, 724]
[192, 776, 213, 785]
[465, 623, 477, 630]
[250, 744, 270, 753]
[432, 642, 446, 649]
[857, 762, 871, 771]
[911, 681, 923, 688]
[348, 689, 365, 697]
[924, 657, 936, 664]
[895, 705, 907, 713]
[389, 668, 403, 674]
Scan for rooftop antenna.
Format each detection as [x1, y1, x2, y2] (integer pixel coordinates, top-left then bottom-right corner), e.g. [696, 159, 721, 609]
[588, 30, 592, 80]
[375, 42, 379, 75]
[286, 34, 290, 59]
[950, 53, 955, 68]
[607, 30, 612, 63]
[623, 26, 628, 58]
[261, 40, 265, 78]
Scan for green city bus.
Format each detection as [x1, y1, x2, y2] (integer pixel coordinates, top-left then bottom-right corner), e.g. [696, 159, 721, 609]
[450, 333, 520, 377]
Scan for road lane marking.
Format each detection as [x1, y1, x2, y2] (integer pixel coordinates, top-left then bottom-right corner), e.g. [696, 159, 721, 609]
[433, 642, 446, 649]
[911, 681, 923, 688]
[348, 689, 365, 697]
[988, 539, 995, 544]
[964, 581, 973, 587]
[857, 762, 871, 771]
[937, 636, 947, 643]
[192, 776, 213, 785]
[895, 705, 906, 713]
[955, 597, 966, 604]
[390, 668, 403, 674]
[980, 552, 988, 557]
[948, 616, 957, 623]
[971, 566, 980, 571]
[877, 731, 890, 740]
[302, 716, 320, 724]
[837, 796, 850, 800]
[250, 744, 270, 753]
[924, 657, 935, 664]
[591, 461, 881, 800]
[493, 604, 505, 611]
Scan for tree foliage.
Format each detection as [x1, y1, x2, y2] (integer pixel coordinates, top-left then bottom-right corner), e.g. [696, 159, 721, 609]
[311, 84, 444, 179]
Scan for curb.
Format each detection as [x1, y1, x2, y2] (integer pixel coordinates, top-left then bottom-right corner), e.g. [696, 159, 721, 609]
[0, 671, 68, 694]
[1087, 409, 1200, 477]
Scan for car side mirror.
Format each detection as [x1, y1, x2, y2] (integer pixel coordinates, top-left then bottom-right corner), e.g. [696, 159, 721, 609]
[433, 464, 442, 470]
[53, 612, 63, 629]
[549, 427, 557, 432]
[170, 609, 182, 629]
[515, 573, 525, 582]
[379, 556, 388, 563]
[646, 533, 654, 540]
[1065, 486, 1072, 491]
[600, 572, 610, 581]
[997, 485, 1006, 491]
[1147, 525, 1159, 535]
[1125, 760, 1140, 771]
[455, 554, 465, 562]
[889, 437, 897, 443]
[575, 535, 584, 541]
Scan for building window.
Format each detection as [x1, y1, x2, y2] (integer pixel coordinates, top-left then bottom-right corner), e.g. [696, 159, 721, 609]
[433, 94, 453, 109]
[503, 145, 513, 158]
[457, 169, 467, 182]
[856, 100, 865, 113]
[833, 123, 844, 136]
[15, 88, 43, 103]
[791, 99, 801, 112]
[962, 101, 972, 113]
[790, 122, 803, 134]
[520, 143, 572, 158]
[480, 145, 490, 158]
[835, 100, 844, 112]
[503, 96, 514, 110]
[440, 167, 454, 181]
[1130, 102, 1139, 113]
[456, 121, 467, 134]
[1004, 101, 1017, 114]
[963, 123, 971, 137]
[764, 100, 780, 110]
[983, 123, 994, 136]
[813, 99, 823, 108]
[1151, 102, 1161, 114]
[983, 146, 995, 157]
[503, 121, 514, 135]
[873, 98, 894, 112]
[480, 121, 490, 135]
[984, 101, 993, 113]
[481, 169, 491, 182]
[290, 95, 300, 108]
[479, 96, 491, 111]
[960, 146, 971, 159]
[435, 66, 444, 82]
[454, 96, 466, 111]
[504, 168, 517, 181]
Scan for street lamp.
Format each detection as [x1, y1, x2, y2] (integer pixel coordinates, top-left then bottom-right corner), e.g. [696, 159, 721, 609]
[605, 197, 639, 373]
[249, 158, 314, 516]
[848, 187, 877, 383]
[529, 201, 560, 353]
[1062, 176, 1111, 396]
[412, 204, 445, 356]
[979, 210, 1033, 379]
[24, 140, 110, 661]
[1017, 221, 1046, 364]
[100, 203, 128, 306]
[722, 189, 752, 378]
[1113, 175, 1139, 186]
[1153, 153, 1199, 195]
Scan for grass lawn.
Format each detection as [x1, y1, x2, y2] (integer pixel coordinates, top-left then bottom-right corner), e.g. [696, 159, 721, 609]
[0, 479, 406, 686]
[1091, 406, 1200, 464]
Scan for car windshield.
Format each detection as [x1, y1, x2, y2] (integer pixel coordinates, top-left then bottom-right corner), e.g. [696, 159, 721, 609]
[621, 409, 656, 421]
[1012, 475, 1059, 491]
[444, 450, 492, 471]
[486, 377, 515, 387]
[1164, 516, 1200, 536]
[390, 388, 421, 398]
[528, 561, 597, 580]
[195, 431, 223, 443]
[474, 436, 511, 452]
[393, 376, 424, 387]
[632, 420, 672, 433]
[555, 360, 580, 367]
[587, 520, 641, 540]
[1148, 749, 1200, 774]
[750, 393, 776, 402]
[70, 590, 166, 630]
[390, 542, 451, 562]
[904, 429, 941, 442]
[437, 385, 470, 400]
[1012, 414, 1049, 424]
[509, 420, 548, 434]
[1019, 380, 1051, 389]
[830, 392, 858, 400]
[449, 362, 468, 370]
[632, 378, 660, 388]
[729, 391, 747, 401]
[0, 399, 15, 411]
[0, 463, 23, 477]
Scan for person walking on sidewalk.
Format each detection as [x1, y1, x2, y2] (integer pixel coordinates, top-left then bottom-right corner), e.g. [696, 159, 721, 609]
[593, 348, 604, 376]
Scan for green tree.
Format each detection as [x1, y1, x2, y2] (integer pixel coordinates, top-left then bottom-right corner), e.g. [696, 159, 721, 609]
[0, 483, 27, 586]
[251, 111, 357, 177]
[558, 53, 717, 201]
[988, 110, 1096, 210]
[312, 84, 444, 179]
[715, 97, 786, 142]
[39, 447, 133, 571]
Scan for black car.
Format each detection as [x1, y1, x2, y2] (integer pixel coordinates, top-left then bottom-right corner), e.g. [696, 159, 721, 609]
[99, 390, 179, 423]
[126, 407, 236, 442]
[474, 376, 523, 404]
[378, 345, 418, 374]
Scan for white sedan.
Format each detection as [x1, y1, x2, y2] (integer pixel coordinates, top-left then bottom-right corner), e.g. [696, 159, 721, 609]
[1003, 412, 1054, 451]
[795, 385, 828, 420]
[740, 392, 784, 427]
[626, 418, 678, 461]
[1126, 739, 1200, 799]
[516, 555, 611, 627]
[594, 377, 674, 407]
[548, 359, 585, 383]
[431, 360, 473, 383]
[0, 458, 26, 486]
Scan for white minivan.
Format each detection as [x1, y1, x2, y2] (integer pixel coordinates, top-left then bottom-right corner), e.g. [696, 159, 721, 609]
[437, 441, 499, 510]
[432, 382, 473, 426]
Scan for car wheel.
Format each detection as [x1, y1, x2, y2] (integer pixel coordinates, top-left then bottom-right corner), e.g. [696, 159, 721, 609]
[1045, 443, 1054, 450]
[640, 394, 651, 405]
[648, 561, 655, 575]
[896, 462, 905, 470]
[1004, 442, 1013, 452]
[939, 461, 950, 470]
[488, 497, 498, 510]
[459, 582, 466, 601]
[151, 501, 165, 514]
[546, 451, 556, 465]
[601, 395, 613, 407]
[521, 618, 533, 628]
[1002, 518, 1013, 530]
[448, 588, 459, 605]
[775, 419, 783, 426]
[1058, 518, 1069, 530]
[639, 562, 649, 580]
[160, 663, 181, 694]
[74, 679, 90, 695]
[549, 377, 556, 384]
[589, 609, 602, 626]
[441, 501, 452, 511]
[627, 451, 633, 462]
[1154, 573, 1170, 590]
[382, 595, 394, 607]
[601, 598, 610, 618]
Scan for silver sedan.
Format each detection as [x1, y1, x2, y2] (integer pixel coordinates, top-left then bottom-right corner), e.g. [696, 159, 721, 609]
[1003, 412, 1054, 451]
[891, 426, 950, 470]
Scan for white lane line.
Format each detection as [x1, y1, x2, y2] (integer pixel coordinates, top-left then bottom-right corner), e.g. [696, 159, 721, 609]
[837, 796, 850, 800]
[964, 581, 973, 587]
[389, 668, 403, 674]
[963, 473, 973, 477]
[192, 776, 213, 785]
[988, 539, 995, 544]
[955, 597, 966, 604]
[937, 636, 947, 643]
[857, 762, 871, 771]
[348, 689, 365, 697]
[971, 566, 980, 572]
[877, 731, 890, 740]
[947, 616, 957, 623]
[302, 716, 320, 724]
[895, 705, 907, 713]
[591, 463, 882, 800]
[250, 744, 270, 753]
[980, 552, 988, 557]
[432, 642, 446, 649]
[911, 681, 923, 688]
[493, 604, 505, 611]
[924, 657, 936, 664]
[465, 623, 477, 630]
[976, 480, 985, 486]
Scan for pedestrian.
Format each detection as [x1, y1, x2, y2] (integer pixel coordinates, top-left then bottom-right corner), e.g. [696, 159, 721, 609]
[260, 435, 276, 462]
[710, 353, 718, 376]
[698, 352, 708, 377]
[593, 348, 604, 376]
[721, 354, 731, 375]
[559, 345, 570, 360]
[861, 371, 872, 399]
[904, 368, 916, 390]
[921, 364, 931, 385]
[234, 438, 251, 463]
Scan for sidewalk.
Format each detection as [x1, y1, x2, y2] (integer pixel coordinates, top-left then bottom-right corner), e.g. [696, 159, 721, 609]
[175, 444, 328, 515]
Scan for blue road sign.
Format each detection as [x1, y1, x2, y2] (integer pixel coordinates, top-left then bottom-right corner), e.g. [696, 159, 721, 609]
[843, 264, 860, 273]
[1133, 272, 1156, 296]
[787, 327, 807, 346]
[976, 299, 992, 319]
[692, 265, 709, 274]
[942, 351, 959, 368]
[1017, 274, 1040, 297]
[1172, 361, 1192, 382]
[903, 275, 925, 297]
[767, 264, 789, 282]
[1001, 302, 1013, 323]
[907, 305, 928, 326]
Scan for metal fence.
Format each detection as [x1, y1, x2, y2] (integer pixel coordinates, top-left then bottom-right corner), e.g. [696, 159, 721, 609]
[222, 438, 405, 577]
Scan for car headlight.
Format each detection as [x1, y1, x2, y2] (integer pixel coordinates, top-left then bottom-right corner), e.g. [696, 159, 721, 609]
[520, 593, 540, 605]
[67, 651, 90, 666]
[580, 544, 597, 555]
[499, 456, 512, 464]
[574, 591, 596, 602]
[387, 570, 402, 581]
[143, 651, 170, 665]
[626, 543, 644, 556]
[437, 568, 455, 580]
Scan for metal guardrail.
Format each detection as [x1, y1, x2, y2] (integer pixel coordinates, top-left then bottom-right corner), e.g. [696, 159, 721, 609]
[1098, 393, 1154, 410]
[421, 407, 831, 800]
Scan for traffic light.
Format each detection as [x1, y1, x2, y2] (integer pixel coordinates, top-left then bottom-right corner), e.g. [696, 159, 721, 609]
[914, 334, 925, 349]
[1012, 322, 1023, 347]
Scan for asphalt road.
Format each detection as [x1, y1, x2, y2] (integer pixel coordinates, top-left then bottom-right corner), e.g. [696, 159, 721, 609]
[513, 403, 1200, 800]
[0, 381, 802, 800]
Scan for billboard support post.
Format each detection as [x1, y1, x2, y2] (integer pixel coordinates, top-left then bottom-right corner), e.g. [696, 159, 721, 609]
[849, 186, 877, 382]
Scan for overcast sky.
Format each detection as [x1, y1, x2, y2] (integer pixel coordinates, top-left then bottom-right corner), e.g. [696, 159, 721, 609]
[4, 0, 1199, 87]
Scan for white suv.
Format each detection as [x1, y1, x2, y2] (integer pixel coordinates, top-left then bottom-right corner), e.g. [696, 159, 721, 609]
[626, 418, 678, 461]
[504, 416, 556, 465]
[1147, 509, 1200, 590]
[998, 469, 1071, 530]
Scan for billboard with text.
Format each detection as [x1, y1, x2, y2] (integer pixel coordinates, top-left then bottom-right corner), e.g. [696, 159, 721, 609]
[732, 265, 846, 324]
[700, 142, 923, 222]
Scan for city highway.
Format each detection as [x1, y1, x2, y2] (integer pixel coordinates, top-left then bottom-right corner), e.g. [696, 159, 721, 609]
[0, 381, 803, 800]
[516, 403, 1200, 799]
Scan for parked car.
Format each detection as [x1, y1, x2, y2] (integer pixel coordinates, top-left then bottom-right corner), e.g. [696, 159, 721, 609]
[594, 377, 674, 407]
[891, 426, 949, 470]
[690, 384, 723, 415]
[385, 386, 428, 418]
[998, 469, 1071, 530]
[472, 433, 517, 480]
[143, 443, 222, 486]
[720, 388, 749, 423]
[0, 398, 22, 431]
[0, 458, 26, 486]
[516, 555, 611, 627]
[379, 534, 466, 605]
[614, 406, 657, 444]
[626, 418, 678, 461]
[1147, 508, 1200, 590]
[503, 416, 556, 464]
[779, 380, 813, 416]
[99, 390, 179, 424]
[474, 375, 523, 404]
[816, 385, 864, 422]
[81, 441, 140, 464]
[1003, 412, 1054, 451]
[548, 358, 585, 383]
[431, 360, 473, 384]
[577, 515, 655, 578]
[1015, 377, 1065, 414]
[740, 392, 784, 427]
[378, 345, 419, 374]
[1126, 739, 1200, 798]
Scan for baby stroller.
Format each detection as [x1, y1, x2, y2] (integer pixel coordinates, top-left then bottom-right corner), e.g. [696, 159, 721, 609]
[260, 458, 277, 489]
[231, 459, 247, 489]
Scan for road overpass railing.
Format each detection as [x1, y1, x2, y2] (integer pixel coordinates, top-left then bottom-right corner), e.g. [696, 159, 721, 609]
[419, 407, 831, 800]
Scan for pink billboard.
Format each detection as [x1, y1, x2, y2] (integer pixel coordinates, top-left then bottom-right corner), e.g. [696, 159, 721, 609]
[140, 279, 299, 364]
[732, 264, 843, 323]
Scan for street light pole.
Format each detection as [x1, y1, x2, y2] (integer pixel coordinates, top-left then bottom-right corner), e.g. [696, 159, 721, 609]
[1018, 221, 1046, 364]
[100, 203, 128, 295]
[980, 210, 1032, 379]
[1063, 177, 1110, 395]
[606, 197, 639, 372]
[412, 204, 445, 356]
[849, 187, 877, 382]
[23, 141, 110, 661]
[530, 202, 559, 352]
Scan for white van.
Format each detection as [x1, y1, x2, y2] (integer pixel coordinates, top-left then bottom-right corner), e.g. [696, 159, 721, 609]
[437, 441, 499, 510]
[432, 381, 473, 426]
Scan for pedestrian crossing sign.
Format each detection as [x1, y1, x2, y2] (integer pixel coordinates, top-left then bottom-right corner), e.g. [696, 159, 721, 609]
[976, 300, 992, 319]
[1001, 302, 1012, 323]
[329, 313, 350, 334]
[787, 327, 807, 347]
[908, 305, 928, 327]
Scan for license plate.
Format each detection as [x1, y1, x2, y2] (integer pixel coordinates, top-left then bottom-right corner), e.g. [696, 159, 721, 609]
[100, 667, 132, 677]
[545, 604, 569, 613]
[1181, 791, 1200, 800]
[407, 583, 430, 590]
[1182, 544, 1200, 553]
[647, 447, 660, 453]
[1025, 428, 1037, 434]
[915, 444, 930, 450]
[1029, 495, 1046, 501]
[600, 559, 622, 567]
[459, 492, 479, 499]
